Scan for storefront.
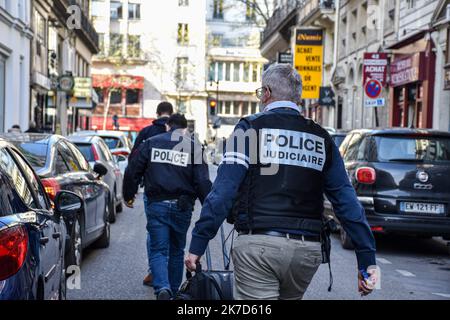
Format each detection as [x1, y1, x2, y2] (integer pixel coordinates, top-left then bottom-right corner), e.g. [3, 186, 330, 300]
[389, 39, 436, 129]
[445, 27, 450, 91]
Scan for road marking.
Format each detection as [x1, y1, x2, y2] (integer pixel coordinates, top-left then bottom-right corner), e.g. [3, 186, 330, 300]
[432, 293, 450, 299]
[376, 258, 392, 265]
[396, 269, 416, 277]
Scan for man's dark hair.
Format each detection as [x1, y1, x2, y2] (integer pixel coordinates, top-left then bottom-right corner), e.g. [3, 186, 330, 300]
[12, 125, 21, 129]
[156, 102, 174, 116]
[167, 113, 188, 129]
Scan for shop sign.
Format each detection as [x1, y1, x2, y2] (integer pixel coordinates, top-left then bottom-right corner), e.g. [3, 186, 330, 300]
[390, 53, 425, 87]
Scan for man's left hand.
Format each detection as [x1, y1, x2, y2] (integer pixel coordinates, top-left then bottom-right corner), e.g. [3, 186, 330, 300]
[185, 253, 200, 272]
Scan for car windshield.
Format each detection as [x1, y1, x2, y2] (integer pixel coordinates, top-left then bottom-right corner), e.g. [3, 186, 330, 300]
[375, 136, 450, 163]
[333, 135, 346, 148]
[75, 143, 95, 162]
[15, 143, 48, 169]
[101, 137, 121, 149]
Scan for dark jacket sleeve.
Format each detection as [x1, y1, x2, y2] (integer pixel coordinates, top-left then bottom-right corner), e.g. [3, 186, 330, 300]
[123, 141, 151, 202]
[324, 143, 377, 271]
[193, 144, 212, 204]
[130, 127, 149, 159]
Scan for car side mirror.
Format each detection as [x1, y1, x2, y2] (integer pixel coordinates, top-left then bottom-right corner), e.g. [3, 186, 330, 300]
[93, 162, 108, 177]
[54, 191, 83, 218]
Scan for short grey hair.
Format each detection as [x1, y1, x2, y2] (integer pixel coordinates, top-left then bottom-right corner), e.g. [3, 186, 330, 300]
[262, 64, 302, 104]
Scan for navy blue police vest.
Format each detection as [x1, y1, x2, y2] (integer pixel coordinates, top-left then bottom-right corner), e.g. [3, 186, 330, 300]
[233, 110, 334, 233]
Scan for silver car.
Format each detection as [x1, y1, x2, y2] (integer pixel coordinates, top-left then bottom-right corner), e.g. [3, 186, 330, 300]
[69, 135, 124, 223]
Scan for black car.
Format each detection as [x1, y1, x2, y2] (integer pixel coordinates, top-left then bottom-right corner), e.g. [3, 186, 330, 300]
[326, 128, 450, 249]
[0, 139, 83, 300]
[4, 134, 111, 269]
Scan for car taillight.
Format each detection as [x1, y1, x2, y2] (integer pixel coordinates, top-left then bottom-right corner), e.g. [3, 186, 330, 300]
[356, 167, 376, 185]
[92, 145, 100, 161]
[112, 150, 129, 157]
[41, 178, 61, 200]
[0, 225, 28, 281]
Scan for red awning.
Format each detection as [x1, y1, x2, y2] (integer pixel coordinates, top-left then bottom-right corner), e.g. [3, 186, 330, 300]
[92, 75, 145, 90]
[90, 116, 154, 132]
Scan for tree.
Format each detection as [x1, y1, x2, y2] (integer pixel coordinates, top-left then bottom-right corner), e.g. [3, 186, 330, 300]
[227, 0, 276, 27]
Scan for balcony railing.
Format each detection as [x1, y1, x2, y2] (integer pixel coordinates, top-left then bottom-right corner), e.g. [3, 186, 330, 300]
[262, 0, 335, 45]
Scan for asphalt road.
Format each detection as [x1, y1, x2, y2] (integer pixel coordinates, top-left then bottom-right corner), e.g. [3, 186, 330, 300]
[68, 166, 450, 300]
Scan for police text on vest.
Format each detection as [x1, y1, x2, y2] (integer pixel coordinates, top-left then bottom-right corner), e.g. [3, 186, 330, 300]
[260, 129, 326, 172]
[151, 148, 189, 167]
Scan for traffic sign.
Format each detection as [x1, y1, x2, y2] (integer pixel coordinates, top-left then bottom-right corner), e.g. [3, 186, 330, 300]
[365, 79, 382, 99]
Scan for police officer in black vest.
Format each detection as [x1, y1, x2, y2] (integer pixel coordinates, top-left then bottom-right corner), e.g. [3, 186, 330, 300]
[124, 114, 212, 300]
[186, 64, 378, 300]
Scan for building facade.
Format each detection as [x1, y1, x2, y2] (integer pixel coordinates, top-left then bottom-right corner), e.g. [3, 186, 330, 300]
[261, 0, 337, 127]
[206, 0, 274, 140]
[30, 0, 99, 135]
[0, 0, 32, 132]
[90, 0, 208, 142]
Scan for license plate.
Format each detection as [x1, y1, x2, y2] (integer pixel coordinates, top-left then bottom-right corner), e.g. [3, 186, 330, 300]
[400, 202, 446, 215]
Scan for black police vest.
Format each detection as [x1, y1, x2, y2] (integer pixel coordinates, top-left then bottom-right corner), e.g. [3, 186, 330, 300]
[234, 111, 333, 233]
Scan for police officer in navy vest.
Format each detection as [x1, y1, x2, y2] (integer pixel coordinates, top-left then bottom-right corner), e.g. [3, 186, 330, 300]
[124, 114, 212, 300]
[185, 64, 378, 300]
[130, 101, 174, 288]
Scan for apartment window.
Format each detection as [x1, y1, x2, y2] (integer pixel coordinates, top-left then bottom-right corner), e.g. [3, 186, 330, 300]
[225, 63, 231, 81]
[177, 23, 189, 46]
[0, 55, 5, 132]
[109, 33, 123, 57]
[217, 62, 224, 81]
[98, 33, 105, 56]
[35, 11, 46, 57]
[208, 63, 215, 81]
[406, 0, 416, 10]
[179, 0, 189, 6]
[110, 90, 122, 104]
[126, 89, 140, 104]
[211, 33, 223, 46]
[252, 63, 259, 82]
[213, 0, 224, 19]
[176, 57, 189, 83]
[127, 35, 141, 58]
[233, 62, 241, 82]
[95, 88, 104, 103]
[110, 1, 123, 20]
[242, 102, 250, 116]
[246, 0, 256, 21]
[243, 63, 250, 82]
[224, 101, 232, 115]
[251, 102, 258, 114]
[91, 0, 106, 17]
[128, 3, 141, 19]
[447, 28, 450, 63]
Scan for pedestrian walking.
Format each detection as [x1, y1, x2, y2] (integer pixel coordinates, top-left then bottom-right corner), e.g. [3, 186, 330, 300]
[185, 64, 378, 300]
[123, 114, 212, 300]
[130, 101, 174, 287]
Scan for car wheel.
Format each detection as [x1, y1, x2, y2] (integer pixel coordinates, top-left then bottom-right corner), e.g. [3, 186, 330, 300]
[94, 203, 111, 249]
[66, 215, 83, 269]
[340, 228, 354, 250]
[108, 195, 117, 223]
[116, 201, 123, 213]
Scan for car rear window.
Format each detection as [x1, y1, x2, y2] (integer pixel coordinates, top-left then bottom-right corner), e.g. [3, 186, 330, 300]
[14, 143, 47, 169]
[375, 136, 450, 162]
[332, 135, 346, 148]
[100, 137, 121, 149]
[75, 143, 95, 162]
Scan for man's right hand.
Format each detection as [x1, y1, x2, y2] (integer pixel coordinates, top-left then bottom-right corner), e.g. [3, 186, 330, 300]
[358, 267, 378, 296]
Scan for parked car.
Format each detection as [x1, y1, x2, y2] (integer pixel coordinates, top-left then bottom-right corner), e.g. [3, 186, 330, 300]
[69, 135, 124, 217]
[0, 138, 82, 300]
[3, 134, 111, 269]
[330, 131, 349, 148]
[325, 128, 450, 249]
[74, 130, 133, 174]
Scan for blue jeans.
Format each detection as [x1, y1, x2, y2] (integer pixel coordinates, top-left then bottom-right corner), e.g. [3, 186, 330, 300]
[143, 195, 152, 274]
[145, 200, 193, 295]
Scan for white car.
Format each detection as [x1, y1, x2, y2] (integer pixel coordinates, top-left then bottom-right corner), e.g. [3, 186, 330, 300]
[74, 130, 133, 174]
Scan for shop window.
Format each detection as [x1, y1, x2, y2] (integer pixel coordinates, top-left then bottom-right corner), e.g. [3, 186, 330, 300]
[95, 88, 104, 103]
[126, 89, 140, 105]
[110, 90, 122, 104]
